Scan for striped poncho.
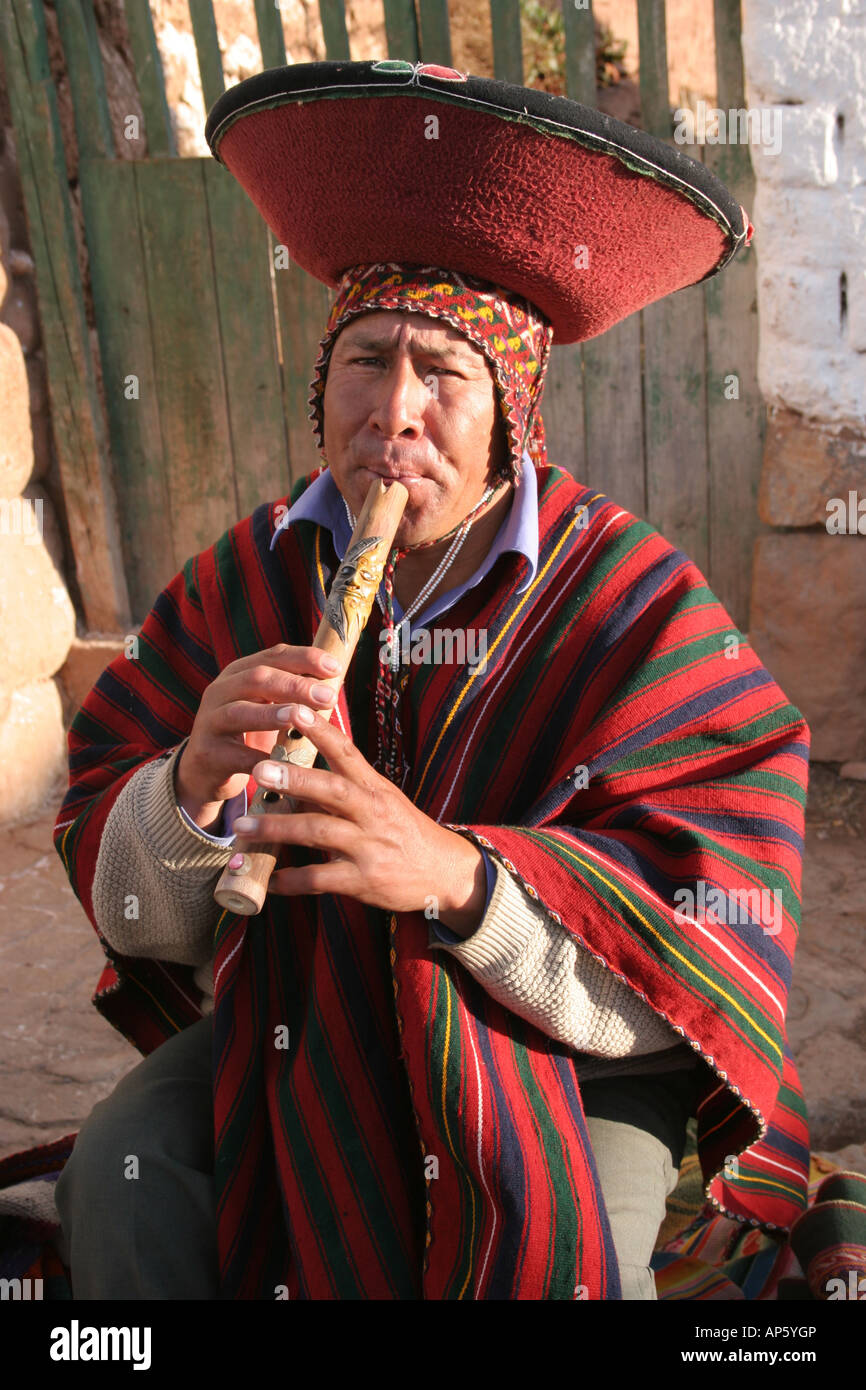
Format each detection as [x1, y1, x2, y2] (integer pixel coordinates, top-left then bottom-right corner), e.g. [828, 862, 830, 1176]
[54, 463, 811, 1300]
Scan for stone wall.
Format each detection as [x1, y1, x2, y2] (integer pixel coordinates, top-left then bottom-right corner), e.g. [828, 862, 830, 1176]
[0, 2, 140, 829]
[0, 218, 75, 823]
[742, 0, 866, 760]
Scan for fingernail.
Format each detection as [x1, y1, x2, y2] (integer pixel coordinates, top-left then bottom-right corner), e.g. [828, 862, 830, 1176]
[320, 654, 341, 673]
[294, 704, 315, 726]
[256, 762, 285, 788]
[233, 816, 257, 833]
[276, 705, 294, 722]
[311, 683, 336, 705]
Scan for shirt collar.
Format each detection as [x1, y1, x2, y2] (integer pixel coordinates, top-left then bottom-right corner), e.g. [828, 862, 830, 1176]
[270, 452, 538, 600]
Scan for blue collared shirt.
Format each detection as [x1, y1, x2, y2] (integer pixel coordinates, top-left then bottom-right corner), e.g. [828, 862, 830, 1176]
[182, 453, 540, 940]
[271, 450, 539, 619]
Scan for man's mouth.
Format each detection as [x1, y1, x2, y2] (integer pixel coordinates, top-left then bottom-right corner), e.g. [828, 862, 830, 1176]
[361, 465, 425, 483]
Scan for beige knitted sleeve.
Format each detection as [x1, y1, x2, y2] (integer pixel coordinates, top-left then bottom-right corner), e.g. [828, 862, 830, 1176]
[91, 743, 228, 980]
[428, 855, 681, 1057]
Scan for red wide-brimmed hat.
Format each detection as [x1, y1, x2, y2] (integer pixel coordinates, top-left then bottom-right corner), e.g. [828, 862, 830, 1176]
[205, 59, 752, 345]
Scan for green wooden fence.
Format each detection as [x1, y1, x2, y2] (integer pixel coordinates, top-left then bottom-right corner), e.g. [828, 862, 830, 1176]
[1, 0, 761, 630]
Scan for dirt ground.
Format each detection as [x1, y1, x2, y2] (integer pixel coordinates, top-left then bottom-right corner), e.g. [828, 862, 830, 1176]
[1, 765, 864, 1175]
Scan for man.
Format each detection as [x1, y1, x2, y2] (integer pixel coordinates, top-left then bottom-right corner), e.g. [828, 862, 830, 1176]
[53, 63, 810, 1301]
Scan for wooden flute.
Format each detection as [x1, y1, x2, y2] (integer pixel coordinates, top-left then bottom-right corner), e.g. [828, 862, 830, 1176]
[213, 477, 409, 916]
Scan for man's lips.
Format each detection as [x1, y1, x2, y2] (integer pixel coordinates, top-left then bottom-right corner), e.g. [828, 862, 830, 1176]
[360, 465, 426, 483]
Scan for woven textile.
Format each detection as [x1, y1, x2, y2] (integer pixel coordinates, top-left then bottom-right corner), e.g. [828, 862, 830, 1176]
[5, 1144, 865, 1301]
[49, 463, 812, 1299]
[307, 262, 555, 482]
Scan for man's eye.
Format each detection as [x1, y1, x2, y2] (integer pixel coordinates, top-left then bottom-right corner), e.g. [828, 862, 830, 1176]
[352, 358, 457, 374]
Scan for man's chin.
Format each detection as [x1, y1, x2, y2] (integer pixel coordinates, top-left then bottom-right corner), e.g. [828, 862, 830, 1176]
[392, 506, 438, 548]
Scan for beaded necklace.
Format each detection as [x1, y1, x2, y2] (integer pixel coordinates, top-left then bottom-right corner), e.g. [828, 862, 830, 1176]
[341, 481, 504, 785]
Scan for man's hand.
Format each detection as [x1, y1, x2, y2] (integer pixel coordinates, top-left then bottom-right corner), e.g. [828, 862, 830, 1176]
[232, 703, 487, 937]
[174, 644, 343, 831]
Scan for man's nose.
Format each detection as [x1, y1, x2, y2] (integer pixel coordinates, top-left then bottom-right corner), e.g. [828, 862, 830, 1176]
[369, 356, 429, 436]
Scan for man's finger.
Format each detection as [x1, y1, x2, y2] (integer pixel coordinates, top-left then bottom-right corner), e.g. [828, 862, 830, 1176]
[183, 738, 264, 788]
[213, 671, 339, 722]
[232, 809, 358, 855]
[224, 643, 342, 681]
[275, 704, 374, 782]
[267, 861, 359, 898]
[251, 759, 354, 812]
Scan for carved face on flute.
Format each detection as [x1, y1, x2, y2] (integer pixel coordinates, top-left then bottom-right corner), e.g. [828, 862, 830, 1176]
[322, 310, 507, 549]
[323, 536, 389, 645]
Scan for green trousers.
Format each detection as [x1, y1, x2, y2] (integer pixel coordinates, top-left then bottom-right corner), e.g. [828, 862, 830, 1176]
[55, 1015, 698, 1300]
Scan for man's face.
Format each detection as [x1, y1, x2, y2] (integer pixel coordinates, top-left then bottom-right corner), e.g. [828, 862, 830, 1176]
[322, 310, 507, 545]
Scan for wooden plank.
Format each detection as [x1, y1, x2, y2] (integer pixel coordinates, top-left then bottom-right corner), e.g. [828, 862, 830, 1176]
[134, 159, 238, 565]
[560, 3, 596, 489]
[704, 0, 764, 628]
[318, 0, 351, 60]
[383, 0, 420, 60]
[53, 0, 113, 160]
[636, 0, 671, 138]
[710, 2, 755, 229]
[0, 0, 130, 630]
[204, 160, 292, 517]
[490, 0, 523, 85]
[541, 344, 587, 486]
[714, 0, 746, 108]
[639, 104, 710, 571]
[643, 279, 710, 573]
[417, 0, 452, 66]
[272, 258, 334, 488]
[123, 0, 176, 156]
[582, 317, 646, 519]
[79, 159, 175, 622]
[704, 236, 763, 631]
[635, 3, 712, 567]
[253, 0, 287, 68]
[189, 0, 225, 115]
[563, 0, 597, 107]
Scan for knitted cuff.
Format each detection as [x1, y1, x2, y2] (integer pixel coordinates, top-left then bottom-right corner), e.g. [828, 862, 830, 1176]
[136, 742, 238, 872]
[91, 743, 235, 967]
[428, 854, 540, 975]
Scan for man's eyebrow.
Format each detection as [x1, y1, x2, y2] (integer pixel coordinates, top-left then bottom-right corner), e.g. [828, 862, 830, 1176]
[339, 333, 479, 364]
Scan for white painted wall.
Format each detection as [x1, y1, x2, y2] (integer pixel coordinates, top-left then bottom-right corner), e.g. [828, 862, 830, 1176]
[742, 0, 865, 425]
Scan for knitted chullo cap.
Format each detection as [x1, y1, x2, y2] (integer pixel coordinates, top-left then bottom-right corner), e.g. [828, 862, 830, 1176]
[307, 262, 555, 485]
